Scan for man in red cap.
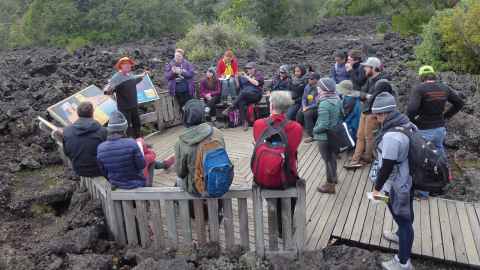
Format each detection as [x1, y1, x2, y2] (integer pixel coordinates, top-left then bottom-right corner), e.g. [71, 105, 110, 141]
[105, 57, 148, 138]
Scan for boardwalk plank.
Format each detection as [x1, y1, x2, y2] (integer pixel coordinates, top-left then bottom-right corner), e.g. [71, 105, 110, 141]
[447, 201, 469, 264]
[350, 175, 373, 242]
[456, 201, 480, 265]
[379, 208, 393, 248]
[411, 201, 422, 255]
[438, 200, 456, 262]
[420, 199, 433, 257]
[429, 199, 444, 260]
[370, 203, 386, 246]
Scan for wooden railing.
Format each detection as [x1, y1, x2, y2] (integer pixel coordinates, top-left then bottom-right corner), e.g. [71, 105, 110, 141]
[139, 90, 182, 131]
[81, 177, 306, 257]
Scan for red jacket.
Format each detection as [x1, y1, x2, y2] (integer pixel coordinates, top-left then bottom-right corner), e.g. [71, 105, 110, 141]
[253, 114, 303, 177]
[216, 57, 239, 77]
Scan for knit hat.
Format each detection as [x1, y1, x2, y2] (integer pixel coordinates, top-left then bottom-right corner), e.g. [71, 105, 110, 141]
[279, 65, 289, 73]
[318, 77, 336, 93]
[374, 79, 393, 94]
[336, 80, 355, 96]
[108, 111, 128, 132]
[308, 72, 321, 81]
[183, 99, 206, 127]
[371, 92, 396, 114]
[361, 57, 382, 69]
[115, 57, 134, 70]
[419, 65, 435, 76]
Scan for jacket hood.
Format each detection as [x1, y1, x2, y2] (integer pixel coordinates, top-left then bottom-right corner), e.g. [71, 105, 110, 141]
[179, 123, 213, 146]
[72, 118, 102, 136]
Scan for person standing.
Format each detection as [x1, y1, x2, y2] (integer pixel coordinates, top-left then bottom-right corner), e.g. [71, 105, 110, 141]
[330, 51, 350, 84]
[165, 48, 196, 108]
[216, 49, 239, 102]
[313, 78, 343, 194]
[200, 67, 221, 118]
[345, 57, 388, 169]
[62, 101, 107, 177]
[105, 57, 148, 138]
[371, 92, 415, 270]
[345, 49, 367, 91]
[296, 72, 320, 143]
[287, 65, 308, 120]
[224, 62, 264, 131]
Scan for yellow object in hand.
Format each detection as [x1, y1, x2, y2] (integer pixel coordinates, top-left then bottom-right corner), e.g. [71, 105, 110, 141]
[307, 95, 314, 102]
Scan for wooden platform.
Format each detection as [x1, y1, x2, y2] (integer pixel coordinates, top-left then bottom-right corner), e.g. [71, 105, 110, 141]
[147, 125, 480, 267]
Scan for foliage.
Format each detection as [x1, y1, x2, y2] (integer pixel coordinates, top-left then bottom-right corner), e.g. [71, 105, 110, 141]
[415, 0, 480, 73]
[177, 21, 263, 61]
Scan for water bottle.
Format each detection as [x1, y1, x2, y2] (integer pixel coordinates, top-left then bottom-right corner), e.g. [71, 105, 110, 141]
[204, 106, 211, 122]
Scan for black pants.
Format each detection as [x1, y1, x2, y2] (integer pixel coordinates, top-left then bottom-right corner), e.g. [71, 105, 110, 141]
[318, 141, 338, 183]
[296, 108, 317, 137]
[205, 95, 221, 118]
[175, 91, 193, 109]
[232, 90, 262, 123]
[119, 107, 141, 138]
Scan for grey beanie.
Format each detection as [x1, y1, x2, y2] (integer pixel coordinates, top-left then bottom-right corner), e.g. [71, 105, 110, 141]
[371, 92, 396, 113]
[318, 77, 336, 93]
[108, 111, 128, 132]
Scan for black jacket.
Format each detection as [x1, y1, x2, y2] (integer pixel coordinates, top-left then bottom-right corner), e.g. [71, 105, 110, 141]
[63, 117, 107, 177]
[347, 62, 367, 91]
[407, 81, 464, 130]
[361, 72, 390, 113]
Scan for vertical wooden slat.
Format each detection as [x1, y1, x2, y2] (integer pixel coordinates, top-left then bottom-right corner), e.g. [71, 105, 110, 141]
[456, 201, 480, 265]
[113, 200, 127, 245]
[238, 198, 250, 250]
[223, 199, 235, 249]
[193, 200, 207, 244]
[253, 185, 265, 257]
[165, 200, 178, 244]
[447, 201, 468, 264]
[122, 200, 138, 246]
[150, 200, 164, 250]
[179, 200, 192, 243]
[136, 200, 149, 248]
[281, 198, 293, 250]
[267, 198, 279, 251]
[207, 199, 220, 242]
[105, 183, 118, 240]
[429, 198, 444, 259]
[420, 199, 433, 257]
[438, 199, 456, 261]
[154, 99, 165, 132]
[467, 204, 480, 263]
[294, 180, 306, 253]
[412, 201, 422, 255]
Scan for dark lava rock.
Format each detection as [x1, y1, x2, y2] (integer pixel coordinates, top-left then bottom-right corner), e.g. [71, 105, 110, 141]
[66, 253, 112, 270]
[132, 257, 194, 270]
[44, 225, 104, 255]
[0, 246, 35, 270]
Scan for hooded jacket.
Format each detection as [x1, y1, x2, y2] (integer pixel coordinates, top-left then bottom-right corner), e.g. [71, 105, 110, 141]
[313, 97, 343, 141]
[347, 62, 367, 91]
[97, 135, 146, 189]
[361, 72, 390, 113]
[164, 59, 196, 97]
[175, 123, 225, 193]
[63, 117, 107, 177]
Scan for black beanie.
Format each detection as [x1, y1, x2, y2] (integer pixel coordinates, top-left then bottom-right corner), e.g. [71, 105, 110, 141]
[183, 99, 206, 127]
[374, 79, 394, 94]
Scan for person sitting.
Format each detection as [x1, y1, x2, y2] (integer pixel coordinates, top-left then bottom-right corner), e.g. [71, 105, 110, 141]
[216, 49, 239, 102]
[270, 65, 292, 92]
[313, 78, 344, 194]
[330, 50, 350, 84]
[296, 72, 320, 143]
[336, 80, 361, 142]
[223, 62, 264, 131]
[174, 99, 225, 192]
[62, 101, 107, 177]
[287, 65, 308, 120]
[97, 111, 173, 189]
[164, 48, 196, 109]
[200, 67, 221, 119]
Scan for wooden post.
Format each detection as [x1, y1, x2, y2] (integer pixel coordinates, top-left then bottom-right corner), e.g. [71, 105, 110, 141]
[105, 182, 118, 240]
[238, 198, 250, 250]
[179, 200, 193, 243]
[267, 198, 279, 251]
[253, 184, 265, 257]
[207, 199, 220, 242]
[113, 200, 127, 245]
[153, 99, 165, 132]
[281, 198, 293, 250]
[122, 200, 139, 246]
[223, 199, 235, 249]
[294, 179, 306, 253]
[150, 200, 165, 250]
[136, 200, 150, 248]
[193, 200, 207, 244]
[165, 200, 178, 245]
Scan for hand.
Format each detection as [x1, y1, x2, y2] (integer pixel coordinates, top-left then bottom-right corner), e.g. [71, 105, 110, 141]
[345, 62, 352, 71]
[205, 94, 212, 100]
[360, 93, 367, 102]
[302, 107, 308, 112]
[142, 70, 150, 76]
[372, 189, 381, 197]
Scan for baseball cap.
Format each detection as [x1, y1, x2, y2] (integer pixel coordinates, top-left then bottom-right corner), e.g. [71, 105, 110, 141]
[361, 57, 382, 69]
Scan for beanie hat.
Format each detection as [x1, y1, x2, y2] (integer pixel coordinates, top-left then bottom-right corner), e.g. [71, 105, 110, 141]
[419, 65, 435, 76]
[108, 111, 128, 132]
[371, 92, 396, 114]
[318, 77, 336, 93]
[308, 72, 321, 81]
[279, 65, 289, 73]
[183, 99, 206, 127]
[336, 80, 354, 96]
[374, 79, 393, 94]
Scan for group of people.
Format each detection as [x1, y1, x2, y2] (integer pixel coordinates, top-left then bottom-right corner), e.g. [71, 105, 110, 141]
[57, 47, 466, 270]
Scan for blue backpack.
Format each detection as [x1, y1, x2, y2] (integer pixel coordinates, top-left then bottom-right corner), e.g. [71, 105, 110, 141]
[194, 136, 234, 197]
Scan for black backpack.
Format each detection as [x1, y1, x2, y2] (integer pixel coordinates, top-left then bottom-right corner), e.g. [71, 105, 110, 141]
[390, 126, 450, 193]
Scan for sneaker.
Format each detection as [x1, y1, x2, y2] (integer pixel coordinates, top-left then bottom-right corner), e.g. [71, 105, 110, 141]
[317, 183, 335, 194]
[162, 155, 176, 169]
[383, 230, 399, 243]
[242, 121, 249, 131]
[304, 137, 314, 144]
[381, 255, 413, 270]
[344, 161, 364, 169]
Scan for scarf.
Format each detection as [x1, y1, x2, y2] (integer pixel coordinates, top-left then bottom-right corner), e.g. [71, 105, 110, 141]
[375, 110, 412, 147]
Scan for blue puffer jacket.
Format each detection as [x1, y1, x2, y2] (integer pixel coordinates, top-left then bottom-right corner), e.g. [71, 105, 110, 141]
[97, 135, 146, 189]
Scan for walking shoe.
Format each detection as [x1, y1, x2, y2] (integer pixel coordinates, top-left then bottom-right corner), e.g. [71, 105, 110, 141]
[383, 230, 399, 243]
[304, 137, 314, 144]
[317, 183, 335, 194]
[242, 121, 249, 131]
[344, 160, 364, 169]
[162, 155, 176, 169]
[381, 255, 413, 270]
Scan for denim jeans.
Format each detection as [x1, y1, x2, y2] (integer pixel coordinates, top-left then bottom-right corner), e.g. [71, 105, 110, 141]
[287, 102, 301, 121]
[318, 141, 338, 183]
[388, 190, 414, 264]
[221, 78, 237, 101]
[416, 127, 447, 197]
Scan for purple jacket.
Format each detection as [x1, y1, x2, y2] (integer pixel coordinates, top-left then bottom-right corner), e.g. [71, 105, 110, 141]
[199, 78, 221, 99]
[164, 59, 195, 97]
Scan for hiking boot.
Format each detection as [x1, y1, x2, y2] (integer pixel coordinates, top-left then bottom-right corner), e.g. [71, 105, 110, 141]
[381, 255, 413, 270]
[162, 155, 176, 169]
[344, 160, 364, 170]
[242, 121, 249, 131]
[383, 230, 399, 243]
[317, 183, 335, 194]
[304, 137, 314, 144]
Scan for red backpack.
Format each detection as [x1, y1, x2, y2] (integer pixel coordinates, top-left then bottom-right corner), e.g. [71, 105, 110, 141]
[251, 118, 297, 189]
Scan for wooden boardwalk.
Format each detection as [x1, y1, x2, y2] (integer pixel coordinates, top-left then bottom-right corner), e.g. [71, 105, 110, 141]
[147, 125, 480, 267]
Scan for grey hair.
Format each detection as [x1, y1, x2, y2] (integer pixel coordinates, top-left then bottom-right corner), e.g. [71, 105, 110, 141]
[270, 91, 293, 114]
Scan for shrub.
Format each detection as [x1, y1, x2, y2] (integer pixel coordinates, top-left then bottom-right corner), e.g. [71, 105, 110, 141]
[177, 22, 263, 62]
